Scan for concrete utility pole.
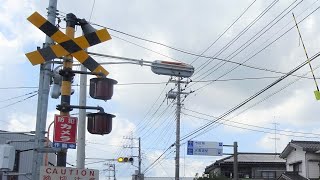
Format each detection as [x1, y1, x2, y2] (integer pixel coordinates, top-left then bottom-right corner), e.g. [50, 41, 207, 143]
[233, 141, 238, 180]
[166, 77, 191, 180]
[175, 77, 181, 180]
[32, 0, 57, 179]
[138, 137, 142, 180]
[76, 64, 87, 168]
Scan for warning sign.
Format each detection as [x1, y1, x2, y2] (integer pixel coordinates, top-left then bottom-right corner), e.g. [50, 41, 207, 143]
[40, 166, 99, 180]
[53, 115, 78, 149]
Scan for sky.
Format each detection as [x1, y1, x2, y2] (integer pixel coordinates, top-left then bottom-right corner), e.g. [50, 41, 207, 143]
[1, 0, 320, 179]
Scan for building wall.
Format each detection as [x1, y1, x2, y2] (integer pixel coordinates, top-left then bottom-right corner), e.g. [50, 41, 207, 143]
[0, 132, 56, 180]
[306, 152, 320, 179]
[285, 147, 306, 177]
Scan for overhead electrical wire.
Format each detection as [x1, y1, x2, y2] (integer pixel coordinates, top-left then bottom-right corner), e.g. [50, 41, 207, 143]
[181, 109, 320, 137]
[0, 91, 38, 102]
[0, 92, 38, 110]
[180, 51, 320, 141]
[193, 0, 302, 81]
[89, 23, 308, 76]
[190, 0, 258, 65]
[190, 4, 320, 93]
[226, 62, 320, 121]
[193, 0, 280, 77]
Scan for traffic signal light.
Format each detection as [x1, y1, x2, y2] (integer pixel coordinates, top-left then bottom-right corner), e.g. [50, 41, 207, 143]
[117, 157, 134, 163]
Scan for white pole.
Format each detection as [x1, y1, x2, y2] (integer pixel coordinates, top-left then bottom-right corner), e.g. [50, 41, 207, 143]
[32, 1, 57, 179]
[77, 64, 87, 168]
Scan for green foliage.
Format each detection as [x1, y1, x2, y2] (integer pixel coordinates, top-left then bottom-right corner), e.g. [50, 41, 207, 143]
[194, 173, 229, 180]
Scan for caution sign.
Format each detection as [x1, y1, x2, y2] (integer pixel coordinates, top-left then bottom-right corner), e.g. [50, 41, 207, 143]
[40, 166, 99, 180]
[25, 12, 111, 76]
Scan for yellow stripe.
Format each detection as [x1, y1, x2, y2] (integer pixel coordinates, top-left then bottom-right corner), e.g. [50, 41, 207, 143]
[61, 81, 72, 95]
[51, 31, 70, 43]
[93, 65, 109, 76]
[71, 51, 89, 63]
[73, 36, 90, 49]
[50, 44, 69, 58]
[96, 29, 112, 42]
[25, 51, 45, 65]
[27, 12, 46, 28]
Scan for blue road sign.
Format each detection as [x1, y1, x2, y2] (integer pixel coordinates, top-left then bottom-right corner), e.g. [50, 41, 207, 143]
[187, 147, 222, 156]
[52, 142, 76, 149]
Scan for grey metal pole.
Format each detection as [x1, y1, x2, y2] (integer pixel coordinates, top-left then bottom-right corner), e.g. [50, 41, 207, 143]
[138, 137, 142, 180]
[114, 164, 116, 180]
[32, 1, 57, 180]
[175, 77, 181, 180]
[76, 63, 87, 169]
[233, 141, 238, 180]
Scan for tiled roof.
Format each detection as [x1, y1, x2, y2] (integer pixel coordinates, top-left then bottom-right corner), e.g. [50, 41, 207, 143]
[291, 140, 320, 151]
[216, 153, 285, 164]
[280, 140, 320, 158]
[278, 172, 308, 180]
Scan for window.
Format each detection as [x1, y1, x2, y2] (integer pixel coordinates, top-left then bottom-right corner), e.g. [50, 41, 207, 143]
[6, 151, 20, 180]
[261, 171, 275, 179]
[293, 163, 301, 172]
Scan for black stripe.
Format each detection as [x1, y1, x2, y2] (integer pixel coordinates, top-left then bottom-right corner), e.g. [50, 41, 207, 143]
[59, 40, 82, 54]
[38, 47, 57, 61]
[82, 56, 99, 72]
[61, 95, 70, 104]
[85, 32, 101, 46]
[39, 21, 58, 37]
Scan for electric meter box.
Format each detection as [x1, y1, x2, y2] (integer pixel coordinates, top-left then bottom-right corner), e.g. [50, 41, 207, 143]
[0, 144, 15, 171]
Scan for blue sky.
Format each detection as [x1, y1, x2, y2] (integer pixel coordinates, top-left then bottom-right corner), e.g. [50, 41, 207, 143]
[2, 0, 320, 179]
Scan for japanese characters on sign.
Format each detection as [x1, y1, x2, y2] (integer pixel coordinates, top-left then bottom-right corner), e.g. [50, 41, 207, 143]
[187, 140, 223, 156]
[40, 166, 99, 180]
[53, 115, 78, 149]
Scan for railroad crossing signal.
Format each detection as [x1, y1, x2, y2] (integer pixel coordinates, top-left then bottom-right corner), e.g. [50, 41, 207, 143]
[25, 12, 111, 76]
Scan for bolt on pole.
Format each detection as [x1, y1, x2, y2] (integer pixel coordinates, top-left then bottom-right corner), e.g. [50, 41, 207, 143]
[32, 0, 57, 179]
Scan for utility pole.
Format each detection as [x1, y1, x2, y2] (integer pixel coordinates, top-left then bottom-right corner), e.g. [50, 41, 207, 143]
[76, 62, 87, 168]
[123, 136, 142, 180]
[233, 142, 238, 180]
[167, 77, 191, 180]
[57, 12, 77, 167]
[138, 137, 142, 180]
[269, 122, 280, 154]
[175, 77, 181, 180]
[104, 163, 116, 180]
[32, 0, 57, 179]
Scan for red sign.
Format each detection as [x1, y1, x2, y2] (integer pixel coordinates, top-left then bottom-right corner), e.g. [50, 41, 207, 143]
[53, 115, 77, 145]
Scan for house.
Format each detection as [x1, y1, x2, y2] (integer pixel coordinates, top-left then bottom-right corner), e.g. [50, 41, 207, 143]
[278, 140, 320, 180]
[0, 130, 56, 180]
[205, 153, 286, 179]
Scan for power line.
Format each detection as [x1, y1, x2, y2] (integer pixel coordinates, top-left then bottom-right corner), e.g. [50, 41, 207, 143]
[190, 0, 258, 64]
[190, 4, 320, 92]
[193, 0, 279, 77]
[143, 145, 174, 174]
[0, 93, 38, 110]
[180, 51, 320, 141]
[181, 109, 320, 136]
[193, 0, 302, 81]
[0, 91, 38, 102]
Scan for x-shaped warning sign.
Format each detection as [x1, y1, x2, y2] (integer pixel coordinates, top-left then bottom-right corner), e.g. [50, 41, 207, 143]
[25, 12, 111, 76]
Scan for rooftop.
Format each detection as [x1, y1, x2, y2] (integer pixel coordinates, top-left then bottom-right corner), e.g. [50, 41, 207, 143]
[280, 140, 320, 158]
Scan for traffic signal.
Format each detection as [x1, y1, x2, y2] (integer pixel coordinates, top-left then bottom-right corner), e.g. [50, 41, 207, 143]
[117, 157, 134, 163]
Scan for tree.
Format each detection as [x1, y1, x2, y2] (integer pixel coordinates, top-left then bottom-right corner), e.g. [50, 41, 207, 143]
[194, 173, 229, 180]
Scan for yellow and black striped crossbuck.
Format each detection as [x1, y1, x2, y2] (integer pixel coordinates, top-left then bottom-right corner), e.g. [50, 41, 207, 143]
[25, 12, 111, 76]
